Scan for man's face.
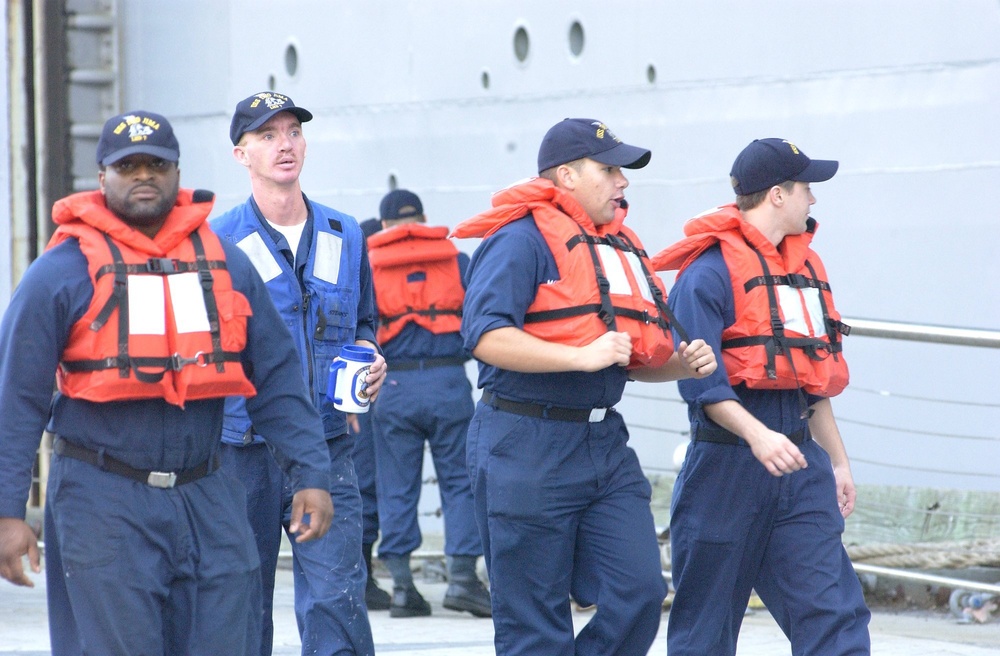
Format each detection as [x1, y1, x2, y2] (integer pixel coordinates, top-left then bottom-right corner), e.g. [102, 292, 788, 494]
[99, 155, 180, 230]
[565, 158, 629, 225]
[779, 181, 816, 235]
[235, 111, 306, 185]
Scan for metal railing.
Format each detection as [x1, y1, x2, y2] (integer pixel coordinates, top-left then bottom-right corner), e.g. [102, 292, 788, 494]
[843, 317, 1000, 349]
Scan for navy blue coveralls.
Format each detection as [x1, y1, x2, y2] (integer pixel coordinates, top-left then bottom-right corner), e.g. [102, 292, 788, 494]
[371, 253, 482, 562]
[461, 216, 666, 656]
[0, 235, 331, 656]
[666, 245, 871, 656]
[211, 195, 376, 656]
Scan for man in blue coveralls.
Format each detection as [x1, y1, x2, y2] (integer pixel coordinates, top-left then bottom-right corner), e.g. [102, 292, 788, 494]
[212, 92, 384, 656]
[654, 138, 871, 655]
[452, 118, 718, 655]
[0, 110, 333, 655]
[367, 189, 491, 618]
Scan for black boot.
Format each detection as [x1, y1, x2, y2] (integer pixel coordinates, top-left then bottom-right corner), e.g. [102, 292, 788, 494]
[389, 585, 432, 618]
[363, 543, 391, 611]
[443, 555, 492, 618]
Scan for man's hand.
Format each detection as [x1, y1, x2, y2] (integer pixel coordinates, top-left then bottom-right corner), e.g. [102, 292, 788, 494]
[833, 464, 858, 518]
[288, 488, 334, 543]
[358, 344, 387, 403]
[747, 429, 809, 477]
[0, 518, 41, 587]
[676, 339, 717, 378]
[576, 331, 632, 371]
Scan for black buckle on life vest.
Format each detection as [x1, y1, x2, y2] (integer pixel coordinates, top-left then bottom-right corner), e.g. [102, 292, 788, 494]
[146, 257, 181, 274]
[785, 272, 811, 288]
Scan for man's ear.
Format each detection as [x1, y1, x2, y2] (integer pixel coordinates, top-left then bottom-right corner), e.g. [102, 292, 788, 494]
[555, 163, 577, 190]
[768, 184, 784, 207]
[233, 145, 249, 167]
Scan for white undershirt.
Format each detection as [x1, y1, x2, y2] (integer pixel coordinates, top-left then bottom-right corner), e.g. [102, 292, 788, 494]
[265, 219, 307, 263]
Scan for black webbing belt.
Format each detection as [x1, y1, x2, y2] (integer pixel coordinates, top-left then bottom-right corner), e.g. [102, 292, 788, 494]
[693, 426, 808, 447]
[53, 436, 218, 489]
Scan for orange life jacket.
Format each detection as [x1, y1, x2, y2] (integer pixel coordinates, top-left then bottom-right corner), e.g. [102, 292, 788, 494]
[652, 204, 850, 396]
[367, 223, 465, 343]
[48, 189, 257, 408]
[452, 177, 675, 368]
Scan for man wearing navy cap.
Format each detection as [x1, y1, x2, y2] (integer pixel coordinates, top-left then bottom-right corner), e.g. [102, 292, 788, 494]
[653, 138, 871, 655]
[367, 189, 490, 619]
[452, 118, 717, 655]
[0, 110, 334, 655]
[212, 92, 383, 655]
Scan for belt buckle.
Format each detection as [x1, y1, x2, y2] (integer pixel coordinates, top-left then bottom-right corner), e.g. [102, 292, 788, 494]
[147, 471, 178, 489]
[588, 408, 608, 422]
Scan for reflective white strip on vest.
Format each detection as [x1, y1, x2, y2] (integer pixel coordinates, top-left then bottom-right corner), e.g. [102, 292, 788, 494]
[236, 232, 282, 283]
[623, 252, 654, 303]
[596, 245, 654, 303]
[126, 273, 210, 335]
[168, 273, 211, 334]
[312, 231, 343, 285]
[777, 285, 825, 336]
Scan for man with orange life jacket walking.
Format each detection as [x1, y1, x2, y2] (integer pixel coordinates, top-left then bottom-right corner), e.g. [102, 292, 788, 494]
[652, 138, 871, 655]
[0, 110, 334, 655]
[367, 189, 490, 618]
[452, 118, 717, 655]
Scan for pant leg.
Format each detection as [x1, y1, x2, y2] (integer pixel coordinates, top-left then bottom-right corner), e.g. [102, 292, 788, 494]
[372, 377, 427, 559]
[220, 442, 283, 656]
[422, 367, 481, 557]
[573, 414, 666, 656]
[44, 501, 82, 656]
[667, 442, 774, 656]
[753, 441, 871, 656]
[286, 436, 374, 656]
[471, 404, 606, 656]
[49, 454, 262, 656]
[351, 410, 380, 546]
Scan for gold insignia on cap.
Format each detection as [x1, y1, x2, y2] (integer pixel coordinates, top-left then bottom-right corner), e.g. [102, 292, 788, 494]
[784, 140, 800, 155]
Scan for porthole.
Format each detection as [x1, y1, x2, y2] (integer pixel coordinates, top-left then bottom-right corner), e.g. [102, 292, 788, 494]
[569, 21, 584, 57]
[285, 43, 299, 77]
[481, 70, 491, 89]
[647, 64, 657, 84]
[513, 26, 530, 63]
[388, 173, 398, 191]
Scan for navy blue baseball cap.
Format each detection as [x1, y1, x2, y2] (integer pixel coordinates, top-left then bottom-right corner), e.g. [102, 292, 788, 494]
[230, 91, 313, 145]
[537, 118, 651, 174]
[730, 138, 838, 195]
[96, 110, 179, 166]
[380, 189, 424, 221]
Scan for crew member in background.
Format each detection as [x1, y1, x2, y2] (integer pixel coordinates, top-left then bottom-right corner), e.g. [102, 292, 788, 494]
[211, 92, 384, 656]
[452, 118, 717, 655]
[0, 110, 333, 655]
[368, 189, 491, 618]
[653, 138, 870, 655]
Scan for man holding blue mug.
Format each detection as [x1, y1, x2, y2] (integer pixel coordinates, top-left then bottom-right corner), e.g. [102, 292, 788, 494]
[211, 91, 387, 656]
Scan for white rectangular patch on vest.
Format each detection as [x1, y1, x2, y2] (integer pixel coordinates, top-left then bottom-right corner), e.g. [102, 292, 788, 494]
[313, 231, 343, 285]
[777, 285, 825, 336]
[596, 245, 631, 296]
[624, 252, 654, 303]
[237, 232, 282, 283]
[127, 275, 166, 335]
[169, 272, 211, 334]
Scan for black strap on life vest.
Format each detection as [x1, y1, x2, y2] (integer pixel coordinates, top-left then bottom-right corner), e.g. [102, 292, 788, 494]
[524, 227, 692, 344]
[61, 232, 239, 382]
[380, 305, 463, 329]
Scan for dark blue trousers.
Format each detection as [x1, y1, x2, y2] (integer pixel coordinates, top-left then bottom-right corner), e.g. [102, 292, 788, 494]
[467, 404, 666, 656]
[352, 410, 380, 546]
[45, 453, 262, 655]
[668, 439, 871, 655]
[372, 366, 480, 559]
[221, 437, 374, 656]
